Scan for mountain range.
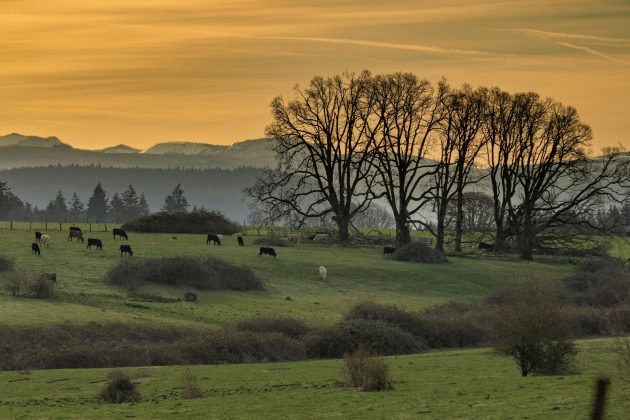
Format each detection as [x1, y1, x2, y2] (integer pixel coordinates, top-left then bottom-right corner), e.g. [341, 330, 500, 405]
[0, 133, 277, 169]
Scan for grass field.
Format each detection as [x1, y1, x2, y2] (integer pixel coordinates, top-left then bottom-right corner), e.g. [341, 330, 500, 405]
[0, 229, 572, 328]
[0, 338, 627, 419]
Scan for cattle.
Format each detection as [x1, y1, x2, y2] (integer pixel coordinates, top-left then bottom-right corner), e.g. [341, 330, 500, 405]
[35, 231, 43, 243]
[206, 234, 221, 246]
[237, 236, 245, 247]
[120, 244, 133, 256]
[31, 242, 41, 255]
[217, 234, 224, 240]
[233, 232, 244, 238]
[258, 247, 277, 258]
[68, 230, 84, 243]
[319, 265, 327, 281]
[287, 234, 299, 243]
[478, 242, 495, 251]
[69, 226, 82, 232]
[312, 233, 330, 242]
[383, 246, 396, 257]
[113, 228, 128, 240]
[87, 238, 103, 250]
[40, 234, 51, 248]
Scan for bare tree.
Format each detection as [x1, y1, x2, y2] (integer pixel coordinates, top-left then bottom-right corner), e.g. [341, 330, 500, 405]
[351, 202, 394, 229]
[445, 191, 494, 232]
[370, 73, 446, 246]
[245, 72, 379, 241]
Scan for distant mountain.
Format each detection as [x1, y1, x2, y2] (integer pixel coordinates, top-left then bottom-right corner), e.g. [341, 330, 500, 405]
[144, 142, 227, 155]
[99, 144, 141, 154]
[0, 133, 68, 148]
[0, 133, 276, 169]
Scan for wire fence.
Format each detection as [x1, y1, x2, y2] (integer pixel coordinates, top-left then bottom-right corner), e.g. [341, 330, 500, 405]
[0, 220, 121, 232]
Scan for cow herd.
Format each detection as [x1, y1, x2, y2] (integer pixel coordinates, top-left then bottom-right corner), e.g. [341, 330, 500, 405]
[32, 227, 134, 257]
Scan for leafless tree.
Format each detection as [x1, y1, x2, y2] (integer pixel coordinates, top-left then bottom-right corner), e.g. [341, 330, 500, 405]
[245, 72, 379, 241]
[351, 202, 394, 229]
[445, 191, 494, 232]
[369, 73, 446, 246]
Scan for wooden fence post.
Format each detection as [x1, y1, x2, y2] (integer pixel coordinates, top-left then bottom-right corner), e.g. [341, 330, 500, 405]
[591, 376, 610, 420]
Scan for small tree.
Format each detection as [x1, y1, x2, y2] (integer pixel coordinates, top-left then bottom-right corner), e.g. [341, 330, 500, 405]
[109, 193, 125, 223]
[121, 184, 141, 220]
[137, 193, 150, 216]
[493, 281, 577, 376]
[45, 190, 68, 221]
[162, 184, 189, 214]
[68, 192, 85, 221]
[87, 182, 109, 222]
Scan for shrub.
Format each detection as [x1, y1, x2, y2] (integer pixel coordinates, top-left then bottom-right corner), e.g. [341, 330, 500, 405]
[28, 276, 55, 299]
[184, 292, 198, 302]
[105, 256, 263, 291]
[343, 347, 392, 391]
[234, 315, 310, 339]
[181, 370, 203, 399]
[0, 256, 14, 272]
[122, 210, 239, 234]
[415, 302, 494, 348]
[563, 258, 630, 307]
[393, 242, 447, 264]
[253, 237, 295, 247]
[100, 371, 141, 404]
[1, 271, 29, 297]
[304, 319, 424, 358]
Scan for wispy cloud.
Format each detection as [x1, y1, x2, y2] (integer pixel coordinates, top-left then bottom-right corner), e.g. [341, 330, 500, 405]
[263, 36, 491, 58]
[557, 42, 629, 64]
[512, 28, 630, 47]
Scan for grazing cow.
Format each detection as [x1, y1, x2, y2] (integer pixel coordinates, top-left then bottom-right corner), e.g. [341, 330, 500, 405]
[31, 242, 41, 255]
[113, 228, 128, 240]
[383, 246, 396, 257]
[206, 234, 221, 246]
[313, 233, 330, 242]
[237, 236, 245, 247]
[287, 234, 299, 243]
[69, 226, 82, 232]
[87, 238, 103, 250]
[40, 234, 51, 248]
[68, 230, 84, 243]
[233, 232, 244, 238]
[258, 246, 277, 258]
[478, 242, 494, 251]
[35, 231, 43, 243]
[319, 265, 327, 281]
[120, 244, 133, 256]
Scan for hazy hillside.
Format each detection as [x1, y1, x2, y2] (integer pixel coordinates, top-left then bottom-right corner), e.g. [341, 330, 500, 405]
[0, 166, 264, 222]
[0, 136, 276, 169]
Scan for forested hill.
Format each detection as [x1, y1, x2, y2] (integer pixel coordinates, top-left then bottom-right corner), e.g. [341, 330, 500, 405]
[0, 166, 265, 222]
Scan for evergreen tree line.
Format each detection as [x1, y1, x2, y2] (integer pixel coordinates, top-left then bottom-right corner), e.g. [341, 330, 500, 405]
[0, 181, 191, 223]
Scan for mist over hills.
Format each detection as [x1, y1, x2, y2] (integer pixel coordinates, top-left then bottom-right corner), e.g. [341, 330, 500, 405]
[0, 133, 276, 169]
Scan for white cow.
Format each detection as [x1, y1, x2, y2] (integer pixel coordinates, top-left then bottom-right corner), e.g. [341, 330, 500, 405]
[40, 234, 51, 248]
[319, 265, 327, 281]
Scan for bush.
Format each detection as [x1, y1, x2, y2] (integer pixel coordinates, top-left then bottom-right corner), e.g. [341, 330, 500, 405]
[393, 242, 447, 264]
[343, 347, 392, 391]
[304, 319, 424, 358]
[105, 256, 263, 291]
[0, 256, 14, 272]
[563, 258, 630, 306]
[184, 292, 198, 302]
[234, 315, 310, 339]
[181, 370, 203, 399]
[345, 301, 423, 336]
[100, 371, 141, 404]
[253, 237, 295, 247]
[28, 276, 55, 299]
[122, 210, 239, 234]
[1, 271, 29, 297]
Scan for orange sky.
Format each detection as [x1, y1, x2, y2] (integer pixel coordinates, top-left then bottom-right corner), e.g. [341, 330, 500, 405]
[1, 0, 629, 150]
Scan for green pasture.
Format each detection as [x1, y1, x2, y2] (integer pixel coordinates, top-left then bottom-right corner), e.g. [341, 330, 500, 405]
[0, 229, 572, 329]
[0, 338, 627, 419]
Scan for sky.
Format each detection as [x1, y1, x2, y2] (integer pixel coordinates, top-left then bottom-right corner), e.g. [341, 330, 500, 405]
[1, 0, 629, 150]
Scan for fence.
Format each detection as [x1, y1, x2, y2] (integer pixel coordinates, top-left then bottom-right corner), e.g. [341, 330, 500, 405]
[0, 220, 121, 232]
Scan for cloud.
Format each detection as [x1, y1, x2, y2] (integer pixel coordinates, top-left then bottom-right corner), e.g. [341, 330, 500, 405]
[557, 42, 628, 65]
[262, 36, 491, 58]
[512, 28, 630, 47]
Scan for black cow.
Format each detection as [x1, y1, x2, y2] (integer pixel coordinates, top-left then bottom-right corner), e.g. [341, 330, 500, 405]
[113, 228, 128, 240]
[207, 234, 221, 246]
[31, 242, 41, 255]
[478, 242, 495, 251]
[258, 247, 276, 258]
[120, 244, 133, 256]
[35, 231, 43, 243]
[87, 238, 103, 250]
[383, 246, 397, 256]
[237, 236, 245, 247]
[69, 226, 82, 232]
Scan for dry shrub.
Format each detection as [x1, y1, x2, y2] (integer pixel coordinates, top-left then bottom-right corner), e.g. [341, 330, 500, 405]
[105, 256, 263, 291]
[234, 315, 310, 339]
[2, 271, 29, 297]
[393, 242, 447, 264]
[253, 237, 295, 247]
[563, 258, 630, 307]
[122, 210, 239, 234]
[343, 347, 392, 391]
[181, 370, 203, 399]
[0, 256, 14, 272]
[100, 371, 140, 404]
[184, 292, 198, 302]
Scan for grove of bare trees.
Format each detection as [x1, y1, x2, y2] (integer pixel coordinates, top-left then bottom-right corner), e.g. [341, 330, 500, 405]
[246, 71, 630, 260]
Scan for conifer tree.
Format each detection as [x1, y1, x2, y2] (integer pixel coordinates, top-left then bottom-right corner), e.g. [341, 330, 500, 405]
[87, 182, 109, 222]
[162, 184, 189, 214]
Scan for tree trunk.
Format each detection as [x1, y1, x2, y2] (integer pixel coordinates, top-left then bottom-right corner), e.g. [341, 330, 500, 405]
[518, 211, 534, 261]
[336, 214, 350, 242]
[454, 187, 464, 253]
[435, 205, 447, 252]
[395, 211, 410, 247]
